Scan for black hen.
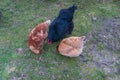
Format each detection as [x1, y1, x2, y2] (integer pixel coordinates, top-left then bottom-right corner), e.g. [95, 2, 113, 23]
[48, 5, 77, 44]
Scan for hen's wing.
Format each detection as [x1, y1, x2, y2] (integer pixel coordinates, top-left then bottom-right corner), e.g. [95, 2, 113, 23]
[48, 18, 58, 41]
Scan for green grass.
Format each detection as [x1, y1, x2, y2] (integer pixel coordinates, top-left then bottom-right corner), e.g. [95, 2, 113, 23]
[0, 0, 120, 80]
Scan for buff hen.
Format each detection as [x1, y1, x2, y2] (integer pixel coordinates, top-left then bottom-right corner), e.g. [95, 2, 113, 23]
[57, 36, 86, 57]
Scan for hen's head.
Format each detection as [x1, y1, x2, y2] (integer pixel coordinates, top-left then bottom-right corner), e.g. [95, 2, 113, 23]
[68, 4, 77, 11]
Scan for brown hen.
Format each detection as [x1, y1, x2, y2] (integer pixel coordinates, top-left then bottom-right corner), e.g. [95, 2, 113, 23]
[27, 20, 51, 54]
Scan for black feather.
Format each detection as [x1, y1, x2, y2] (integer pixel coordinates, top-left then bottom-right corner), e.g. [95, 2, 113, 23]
[48, 5, 77, 43]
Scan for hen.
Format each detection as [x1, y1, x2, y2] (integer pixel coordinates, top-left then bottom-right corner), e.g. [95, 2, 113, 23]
[48, 5, 77, 44]
[27, 20, 51, 54]
[57, 36, 86, 57]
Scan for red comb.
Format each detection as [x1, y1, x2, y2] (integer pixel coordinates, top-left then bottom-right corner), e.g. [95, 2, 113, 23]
[48, 40, 52, 44]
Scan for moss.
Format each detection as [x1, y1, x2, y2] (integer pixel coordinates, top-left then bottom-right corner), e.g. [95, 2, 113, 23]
[81, 66, 106, 80]
[97, 42, 106, 50]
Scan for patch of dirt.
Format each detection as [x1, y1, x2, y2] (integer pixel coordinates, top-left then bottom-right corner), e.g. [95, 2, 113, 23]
[82, 17, 120, 77]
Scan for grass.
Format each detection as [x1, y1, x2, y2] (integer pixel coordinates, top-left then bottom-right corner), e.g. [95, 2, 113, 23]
[0, 0, 120, 80]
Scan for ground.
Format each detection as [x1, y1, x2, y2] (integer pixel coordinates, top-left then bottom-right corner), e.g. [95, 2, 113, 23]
[0, 0, 120, 80]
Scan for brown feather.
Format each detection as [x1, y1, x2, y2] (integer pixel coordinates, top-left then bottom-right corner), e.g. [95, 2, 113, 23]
[58, 36, 86, 57]
[27, 20, 51, 54]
